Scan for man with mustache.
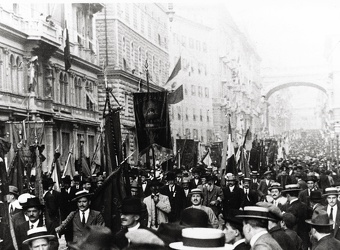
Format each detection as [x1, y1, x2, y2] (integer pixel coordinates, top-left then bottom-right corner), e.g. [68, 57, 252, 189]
[14, 197, 59, 250]
[55, 190, 105, 245]
[114, 197, 146, 249]
[185, 188, 219, 228]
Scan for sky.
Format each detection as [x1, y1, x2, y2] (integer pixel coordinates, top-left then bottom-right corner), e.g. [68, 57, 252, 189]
[224, 0, 340, 69]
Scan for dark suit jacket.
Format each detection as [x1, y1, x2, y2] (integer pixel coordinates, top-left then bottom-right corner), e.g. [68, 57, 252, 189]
[241, 188, 258, 207]
[222, 185, 243, 217]
[252, 232, 283, 250]
[285, 199, 311, 250]
[234, 241, 250, 250]
[15, 219, 58, 250]
[258, 179, 271, 196]
[298, 189, 310, 206]
[269, 226, 297, 250]
[160, 184, 185, 222]
[324, 203, 340, 240]
[189, 178, 201, 189]
[60, 209, 105, 243]
[313, 234, 340, 250]
[284, 228, 303, 250]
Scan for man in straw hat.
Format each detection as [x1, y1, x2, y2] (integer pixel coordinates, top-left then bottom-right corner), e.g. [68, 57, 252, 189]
[186, 188, 219, 228]
[236, 206, 282, 250]
[267, 182, 287, 209]
[323, 187, 340, 240]
[22, 226, 55, 250]
[222, 209, 250, 250]
[55, 190, 105, 244]
[281, 184, 311, 250]
[305, 210, 340, 250]
[256, 202, 297, 250]
[15, 197, 59, 250]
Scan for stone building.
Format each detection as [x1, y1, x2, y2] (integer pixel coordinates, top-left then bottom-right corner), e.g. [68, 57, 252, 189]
[167, 13, 214, 151]
[169, 3, 263, 148]
[95, 3, 170, 165]
[0, 3, 103, 175]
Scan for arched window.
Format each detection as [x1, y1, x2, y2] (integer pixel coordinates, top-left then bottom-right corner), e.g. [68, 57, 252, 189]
[16, 56, 23, 93]
[138, 47, 142, 71]
[10, 54, 16, 93]
[59, 73, 64, 104]
[63, 74, 68, 105]
[130, 42, 135, 70]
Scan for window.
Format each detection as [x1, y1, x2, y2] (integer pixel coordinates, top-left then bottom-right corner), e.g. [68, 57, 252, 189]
[207, 110, 210, 122]
[88, 135, 95, 159]
[158, 34, 161, 46]
[205, 87, 209, 98]
[185, 108, 189, 121]
[203, 42, 207, 52]
[189, 38, 194, 48]
[198, 86, 202, 97]
[191, 85, 196, 96]
[193, 108, 196, 121]
[184, 86, 188, 95]
[61, 132, 70, 166]
[122, 36, 126, 55]
[196, 40, 201, 51]
[181, 36, 186, 47]
[185, 128, 191, 138]
[130, 42, 135, 69]
[138, 47, 142, 71]
[200, 109, 203, 121]
[193, 129, 198, 140]
[63, 74, 68, 104]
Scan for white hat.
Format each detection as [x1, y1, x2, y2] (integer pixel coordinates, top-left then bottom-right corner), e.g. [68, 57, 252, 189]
[169, 228, 233, 250]
[22, 227, 55, 245]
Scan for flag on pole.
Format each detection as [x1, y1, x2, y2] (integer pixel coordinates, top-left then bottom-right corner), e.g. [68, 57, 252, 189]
[168, 84, 184, 104]
[166, 57, 181, 83]
[64, 26, 71, 72]
[226, 118, 237, 175]
[238, 128, 251, 178]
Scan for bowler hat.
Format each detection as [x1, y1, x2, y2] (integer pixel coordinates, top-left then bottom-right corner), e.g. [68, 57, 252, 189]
[71, 190, 93, 202]
[8, 185, 19, 197]
[281, 184, 301, 194]
[22, 227, 55, 245]
[169, 228, 230, 249]
[305, 210, 333, 227]
[61, 175, 71, 184]
[73, 175, 81, 182]
[120, 197, 142, 215]
[149, 178, 163, 187]
[305, 175, 316, 182]
[42, 177, 55, 187]
[236, 206, 271, 220]
[166, 171, 176, 181]
[22, 197, 44, 210]
[180, 208, 209, 228]
[68, 225, 114, 250]
[310, 191, 323, 202]
[322, 187, 339, 197]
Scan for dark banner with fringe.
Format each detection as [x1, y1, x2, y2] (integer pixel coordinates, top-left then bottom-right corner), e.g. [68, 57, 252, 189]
[133, 92, 172, 154]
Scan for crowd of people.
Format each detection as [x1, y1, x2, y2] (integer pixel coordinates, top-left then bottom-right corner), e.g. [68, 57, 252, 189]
[2, 130, 340, 249]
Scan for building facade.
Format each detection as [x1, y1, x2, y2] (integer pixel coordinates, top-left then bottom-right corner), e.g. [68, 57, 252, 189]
[167, 13, 214, 152]
[172, 3, 263, 148]
[0, 3, 102, 175]
[96, 3, 170, 165]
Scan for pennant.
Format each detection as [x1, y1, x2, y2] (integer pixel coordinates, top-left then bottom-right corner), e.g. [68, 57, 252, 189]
[64, 28, 71, 72]
[166, 57, 181, 83]
[133, 92, 172, 154]
[168, 84, 184, 104]
[226, 119, 237, 175]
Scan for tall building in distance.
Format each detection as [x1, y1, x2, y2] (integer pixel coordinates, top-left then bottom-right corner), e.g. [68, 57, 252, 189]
[0, 3, 103, 175]
[96, 3, 170, 164]
[170, 3, 263, 149]
[168, 11, 214, 151]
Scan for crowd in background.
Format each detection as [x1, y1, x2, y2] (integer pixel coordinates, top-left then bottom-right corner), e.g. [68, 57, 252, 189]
[2, 129, 340, 249]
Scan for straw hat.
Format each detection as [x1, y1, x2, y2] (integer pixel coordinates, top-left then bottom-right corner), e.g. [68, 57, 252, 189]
[169, 228, 233, 250]
[22, 227, 55, 245]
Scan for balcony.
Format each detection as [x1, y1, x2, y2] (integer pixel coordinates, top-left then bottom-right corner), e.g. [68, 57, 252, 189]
[0, 7, 60, 47]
